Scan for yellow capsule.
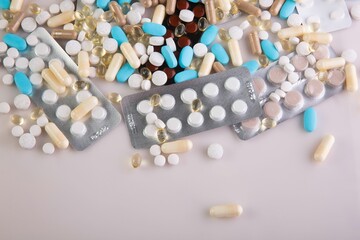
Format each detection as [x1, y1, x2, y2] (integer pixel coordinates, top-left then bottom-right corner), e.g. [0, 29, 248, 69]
[121, 2, 132, 14]
[47, 11, 76, 28]
[96, 63, 107, 78]
[71, 96, 99, 121]
[83, 16, 97, 32]
[92, 46, 106, 57]
[248, 30, 262, 55]
[72, 80, 90, 91]
[10, 114, 25, 125]
[228, 38, 243, 66]
[278, 25, 311, 40]
[280, 39, 294, 52]
[120, 42, 141, 69]
[92, 34, 103, 46]
[218, 28, 230, 41]
[259, 54, 269, 67]
[189, 58, 202, 70]
[81, 5, 93, 16]
[313, 134, 335, 162]
[74, 11, 85, 21]
[157, 128, 168, 143]
[41, 68, 66, 94]
[107, 92, 122, 103]
[302, 32, 333, 45]
[269, 0, 285, 16]
[2, 10, 14, 21]
[78, 51, 90, 78]
[130, 25, 145, 39]
[317, 71, 328, 82]
[30, 108, 44, 121]
[215, 7, 224, 21]
[45, 122, 69, 149]
[10, 0, 24, 13]
[161, 139, 193, 154]
[260, 117, 277, 131]
[198, 52, 215, 77]
[6, 11, 25, 33]
[150, 94, 161, 106]
[105, 53, 124, 81]
[247, 15, 261, 27]
[29, 3, 41, 15]
[229, 1, 239, 15]
[210, 204, 243, 218]
[131, 153, 142, 168]
[191, 99, 203, 112]
[140, 67, 152, 80]
[49, 60, 72, 87]
[100, 11, 114, 22]
[205, 0, 216, 24]
[139, 34, 150, 44]
[259, 19, 271, 30]
[166, 0, 176, 15]
[198, 17, 209, 32]
[73, 21, 83, 32]
[345, 63, 358, 92]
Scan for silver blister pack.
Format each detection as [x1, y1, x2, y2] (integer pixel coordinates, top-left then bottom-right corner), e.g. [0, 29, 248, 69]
[122, 67, 262, 149]
[232, 47, 344, 140]
[18, 27, 121, 151]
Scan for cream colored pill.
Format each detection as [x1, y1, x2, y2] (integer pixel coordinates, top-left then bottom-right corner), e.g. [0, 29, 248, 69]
[152, 4, 166, 24]
[41, 68, 66, 94]
[71, 96, 99, 121]
[228, 38, 243, 66]
[277, 26, 310, 39]
[49, 60, 72, 86]
[161, 139, 193, 154]
[345, 63, 358, 92]
[198, 52, 215, 77]
[78, 51, 90, 78]
[314, 134, 335, 162]
[45, 122, 69, 149]
[302, 32, 333, 45]
[105, 53, 124, 82]
[209, 204, 243, 218]
[316, 57, 346, 71]
[120, 42, 140, 69]
[47, 11, 75, 28]
[10, 0, 24, 12]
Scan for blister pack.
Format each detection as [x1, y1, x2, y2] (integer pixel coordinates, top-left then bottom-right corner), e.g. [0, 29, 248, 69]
[121, 67, 261, 149]
[12, 27, 121, 151]
[232, 46, 345, 140]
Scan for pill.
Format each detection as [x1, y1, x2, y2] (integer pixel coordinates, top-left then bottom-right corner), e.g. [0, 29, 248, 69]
[0, 0, 10, 9]
[207, 143, 224, 159]
[181, 88, 198, 104]
[228, 38, 243, 66]
[210, 105, 226, 122]
[28, 73, 42, 87]
[235, 0, 261, 16]
[305, 79, 325, 99]
[0, 19, 9, 31]
[341, 49, 357, 63]
[278, 25, 310, 39]
[269, 92, 280, 102]
[187, 111, 204, 127]
[351, 4, 360, 20]
[159, 94, 175, 110]
[47, 11, 75, 28]
[154, 154, 166, 167]
[303, 107, 316, 133]
[302, 32, 333, 45]
[204, 0, 216, 24]
[284, 63, 295, 73]
[263, 101, 282, 121]
[165, 38, 176, 52]
[258, 30, 269, 40]
[295, 42, 311, 56]
[71, 96, 99, 121]
[279, 0, 296, 19]
[330, 8, 344, 20]
[284, 90, 304, 110]
[3, 33, 27, 51]
[271, 22, 282, 33]
[76, 90, 92, 103]
[21, 17, 37, 33]
[345, 63, 358, 92]
[142, 22, 166, 36]
[161, 139, 193, 154]
[200, 25, 218, 46]
[49, 3, 60, 14]
[314, 134, 335, 162]
[211, 43, 229, 65]
[36, 11, 51, 25]
[143, 124, 158, 139]
[224, 77, 240, 92]
[174, 70, 198, 83]
[77, 51, 90, 78]
[137, 100, 153, 115]
[42, 89, 58, 105]
[304, 68, 316, 80]
[261, 40, 279, 61]
[166, 117, 182, 133]
[6, 11, 25, 33]
[232, 100, 248, 115]
[7, 47, 19, 59]
[248, 31, 262, 56]
[307, 54, 316, 66]
[92, 106, 107, 120]
[111, 26, 128, 45]
[288, 72, 299, 84]
[9, 0, 23, 12]
[0, 42, 8, 54]
[64, 40, 80, 57]
[155, 119, 166, 129]
[56, 105, 71, 121]
[70, 122, 87, 137]
[128, 74, 143, 89]
[209, 204, 243, 218]
[253, 77, 267, 97]
[316, 57, 345, 71]
[149, 36, 164, 46]
[198, 52, 215, 77]
[0, 102, 11, 113]
[161, 46, 177, 69]
[41, 69, 66, 94]
[116, 62, 135, 83]
[104, 53, 123, 82]
[269, 0, 285, 16]
[313, 45, 330, 60]
[179, 46, 194, 68]
[152, 4, 165, 23]
[3, 57, 15, 69]
[19, 133, 36, 150]
[11, 125, 24, 137]
[42, 143, 55, 155]
[276, 87, 288, 97]
[145, 113, 157, 125]
[15, 57, 29, 71]
[179, 9, 194, 22]
[141, 79, 151, 91]
[119, 42, 140, 69]
[167, 154, 180, 165]
[29, 125, 42, 137]
[213, 61, 226, 73]
[149, 144, 161, 156]
[28, 57, 45, 73]
[14, 72, 32, 96]
[149, 52, 165, 67]
[291, 55, 308, 72]
[202, 83, 219, 98]
[287, 13, 302, 27]
[242, 60, 260, 75]
[37, 115, 49, 127]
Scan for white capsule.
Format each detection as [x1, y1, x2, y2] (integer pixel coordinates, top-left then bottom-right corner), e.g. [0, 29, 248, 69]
[29, 125, 42, 137]
[42, 143, 55, 155]
[147, 45, 154, 55]
[149, 36, 164, 46]
[11, 125, 24, 137]
[207, 143, 224, 159]
[0, 102, 11, 113]
[56, 105, 71, 121]
[274, 41, 283, 52]
[140, 54, 149, 65]
[77, 30, 86, 41]
[14, 94, 31, 110]
[275, 89, 286, 98]
[19, 133, 36, 149]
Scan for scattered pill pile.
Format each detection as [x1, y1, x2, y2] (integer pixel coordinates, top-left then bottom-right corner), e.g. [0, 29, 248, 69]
[0, 0, 360, 218]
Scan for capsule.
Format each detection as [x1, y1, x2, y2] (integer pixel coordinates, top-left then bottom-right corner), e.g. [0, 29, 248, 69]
[345, 63, 358, 92]
[314, 134, 335, 162]
[198, 52, 215, 77]
[71, 96, 99, 121]
[205, 0, 217, 24]
[248, 30, 262, 55]
[213, 61, 226, 72]
[105, 53, 124, 81]
[165, 0, 176, 15]
[228, 38, 243, 66]
[316, 57, 346, 71]
[49, 60, 72, 87]
[111, 26, 129, 45]
[179, 46, 194, 68]
[51, 29, 78, 40]
[153, 4, 166, 24]
[161, 45, 178, 68]
[14, 72, 32, 95]
[41, 68, 66, 94]
[303, 107, 317, 132]
[210, 43, 229, 65]
[235, 0, 261, 17]
[3, 33, 27, 51]
[6, 11, 25, 33]
[209, 204, 243, 218]
[10, 0, 23, 12]
[109, 1, 126, 26]
[78, 51, 90, 78]
[0, 0, 10, 9]
[161, 139, 193, 154]
[96, 0, 111, 9]
[279, 0, 296, 19]
[200, 25, 218, 46]
[303, 32, 333, 45]
[131, 153, 142, 168]
[142, 22, 166, 36]
[269, 0, 285, 16]
[120, 42, 141, 69]
[47, 11, 75, 28]
[242, 60, 260, 74]
[174, 70, 198, 83]
[45, 123, 69, 149]
[277, 25, 310, 40]
[261, 40, 279, 61]
[116, 62, 135, 83]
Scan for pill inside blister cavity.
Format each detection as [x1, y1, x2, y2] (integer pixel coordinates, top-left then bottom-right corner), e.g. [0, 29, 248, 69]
[181, 88, 197, 104]
[70, 121, 87, 137]
[224, 77, 240, 92]
[253, 77, 267, 97]
[143, 124, 158, 139]
[202, 83, 219, 98]
[284, 90, 304, 110]
[187, 112, 204, 127]
[160, 94, 175, 110]
[76, 90, 92, 103]
[305, 79, 325, 99]
[91, 106, 107, 120]
[191, 99, 203, 112]
[42, 89, 58, 105]
[232, 100, 248, 115]
[326, 69, 345, 88]
[267, 65, 287, 85]
[291, 55, 309, 72]
[263, 101, 283, 121]
[210, 105, 226, 121]
[35, 42, 51, 57]
[56, 105, 71, 121]
[166, 117, 182, 133]
[137, 100, 153, 115]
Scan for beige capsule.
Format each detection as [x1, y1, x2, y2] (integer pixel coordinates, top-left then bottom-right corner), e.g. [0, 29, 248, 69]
[45, 122, 69, 149]
[316, 57, 346, 71]
[228, 38, 243, 66]
[213, 61, 226, 72]
[41, 68, 67, 94]
[205, 0, 217, 24]
[166, 0, 176, 15]
[120, 42, 141, 69]
[47, 11, 76, 28]
[49, 61, 72, 87]
[198, 52, 215, 77]
[153, 4, 166, 24]
[109, 1, 126, 26]
[161, 139, 193, 154]
[105, 53, 124, 82]
[235, 0, 261, 17]
[6, 11, 25, 33]
[345, 63, 358, 92]
[314, 134, 335, 162]
[302, 32, 333, 45]
[278, 25, 311, 40]
[51, 29, 78, 40]
[10, 0, 24, 13]
[269, 0, 285, 16]
[209, 204, 243, 218]
[78, 51, 90, 78]
[71, 96, 99, 121]
[248, 30, 262, 56]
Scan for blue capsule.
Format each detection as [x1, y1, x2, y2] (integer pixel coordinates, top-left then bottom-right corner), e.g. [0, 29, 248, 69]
[116, 63, 135, 83]
[3, 33, 27, 51]
[142, 22, 166, 36]
[161, 46, 178, 69]
[179, 46, 194, 68]
[118, 0, 131, 5]
[96, 0, 110, 9]
[188, 0, 200, 2]
[211, 43, 229, 65]
[174, 70, 198, 83]
[14, 72, 32, 96]
[304, 107, 317, 132]
[279, 0, 296, 20]
[242, 60, 260, 75]
[0, 0, 10, 9]
[260, 40, 279, 61]
[200, 25, 218, 46]
[111, 26, 128, 45]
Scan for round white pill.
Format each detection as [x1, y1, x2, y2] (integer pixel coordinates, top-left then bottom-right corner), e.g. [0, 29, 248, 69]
[11, 125, 24, 137]
[284, 63, 295, 73]
[2, 74, 13, 85]
[152, 70, 167, 86]
[96, 21, 111, 36]
[296, 42, 311, 56]
[132, 2, 145, 15]
[210, 105, 226, 121]
[92, 8, 104, 19]
[63, 23, 74, 30]
[351, 4, 360, 20]
[65, 40, 81, 56]
[150, 144, 161, 156]
[224, 77, 240, 92]
[60, 0, 75, 12]
[193, 43, 208, 58]
[160, 94, 175, 110]
[149, 52, 165, 66]
[269, 92, 280, 102]
[260, 10, 271, 20]
[231, 100, 248, 115]
[281, 81, 293, 92]
[304, 68, 316, 80]
[341, 49, 357, 63]
[259, 0, 273, 9]
[239, 20, 250, 30]
[330, 9, 345, 20]
[29, 57, 45, 73]
[137, 100, 153, 115]
[29, 125, 42, 137]
[279, 56, 290, 66]
[81, 40, 93, 52]
[306, 15, 321, 26]
[181, 88, 197, 104]
[154, 119, 166, 129]
[91, 106, 107, 120]
[76, 90, 92, 103]
[0, 19, 8, 30]
[26, 35, 39, 47]
[287, 72, 299, 83]
[228, 26, 243, 40]
[49, 58, 64, 68]
[289, 37, 300, 45]
[146, 112, 158, 124]
[35, 11, 51, 25]
[275, 89, 286, 98]
[35, 43, 51, 57]
[3, 57, 15, 68]
[19, 133, 36, 149]
[134, 42, 146, 56]
[271, 22, 282, 33]
[167, 154, 180, 165]
[187, 112, 204, 127]
[30, 73, 43, 87]
[126, 10, 142, 25]
[287, 13, 302, 27]
[0, 42, 8, 53]
[166, 117, 182, 133]
[36, 115, 49, 127]
[258, 30, 269, 40]
[49, 3, 60, 14]
[43, 143, 55, 155]
[82, 0, 96, 5]
[154, 155, 166, 167]
[0, 102, 10, 113]
[179, 9, 194, 22]
[42, 89, 58, 105]
[207, 143, 224, 160]
[7, 47, 19, 58]
[143, 124, 158, 139]
[21, 17, 37, 33]
[89, 54, 100, 65]
[56, 105, 71, 121]
[15, 57, 29, 71]
[166, 38, 176, 52]
[14, 94, 31, 110]
[70, 122, 87, 137]
[141, 79, 151, 91]
[202, 83, 219, 98]
[128, 74, 143, 89]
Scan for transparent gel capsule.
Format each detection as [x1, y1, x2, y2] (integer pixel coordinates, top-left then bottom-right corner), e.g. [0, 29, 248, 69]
[175, 23, 186, 37]
[81, 5, 93, 16]
[259, 54, 269, 67]
[189, 58, 202, 70]
[121, 3, 132, 14]
[157, 128, 168, 143]
[198, 17, 209, 31]
[140, 67, 152, 80]
[29, 3, 41, 15]
[101, 53, 114, 66]
[215, 8, 224, 21]
[30, 107, 44, 121]
[219, 28, 231, 41]
[83, 16, 97, 32]
[73, 21, 83, 32]
[85, 31, 96, 40]
[130, 25, 144, 38]
[229, 2, 239, 15]
[10, 114, 25, 125]
[259, 20, 271, 31]
[150, 94, 161, 106]
[247, 15, 261, 27]
[96, 63, 107, 78]
[75, 11, 85, 21]
[72, 80, 90, 91]
[123, 25, 132, 34]
[92, 46, 106, 57]
[280, 39, 295, 52]
[131, 153, 142, 168]
[260, 117, 277, 131]
[100, 11, 114, 22]
[107, 92, 122, 103]
[318, 71, 328, 82]
[2, 10, 14, 21]
[191, 99, 203, 112]
[92, 35, 104, 46]
[140, 34, 150, 44]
